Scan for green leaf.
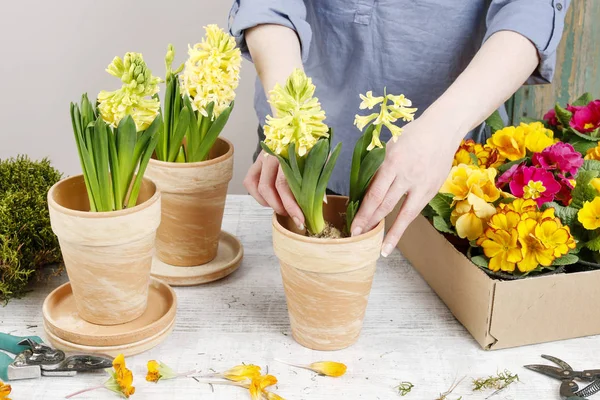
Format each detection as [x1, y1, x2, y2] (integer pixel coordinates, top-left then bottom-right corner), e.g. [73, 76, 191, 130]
[92, 117, 113, 211]
[571, 138, 597, 155]
[167, 106, 190, 162]
[127, 120, 162, 208]
[428, 193, 453, 220]
[519, 116, 541, 124]
[194, 102, 233, 162]
[470, 255, 489, 268]
[315, 142, 342, 201]
[541, 202, 579, 227]
[433, 215, 455, 234]
[497, 157, 528, 173]
[287, 142, 303, 183]
[116, 115, 137, 200]
[552, 253, 579, 266]
[184, 97, 198, 162]
[572, 92, 593, 107]
[485, 110, 505, 133]
[572, 170, 599, 209]
[469, 152, 479, 165]
[349, 132, 366, 201]
[346, 200, 359, 235]
[555, 103, 573, 127]
[70, 102, 98, 211]
[581, 159, 600, 172]
[570, 127, 600, 142]
[355, 145, 386, 200]
[586, 232, 600, 251]
[107, 128, 122, 210]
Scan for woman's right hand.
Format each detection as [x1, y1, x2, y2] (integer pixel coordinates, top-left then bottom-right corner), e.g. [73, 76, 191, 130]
[243, 151, 305, 229]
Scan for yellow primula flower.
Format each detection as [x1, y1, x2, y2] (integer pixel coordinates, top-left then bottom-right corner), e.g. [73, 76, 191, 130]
[451, 193, 497, 240]
[590, 177, 600, 193]
[517, 219, 555, 272]
[0, 381, 11, 400]
[585, 144, 600, 160]
[498, 198, 538, 220]
[146, 360, 178, 383]
[578, 197, 600, 230]
[180, 25, 242, 117]
[249, 374, 278, 400]
[105, 354, 135, 398]
[219, 364, 262, 382]
[486, 210, 521, 232]
[308, 361, 348, 377]
[522, 121, 554, 153]
[353, 89, 417, 150]
[98, 52, 162, 131]
[440, 164, 500, 203]
[535, 219, 576, 258]
[486, 125, 526, 161]
[479, 228, 522, 272]
[264, 69, 330, 157]
[453, 140, 504, 169]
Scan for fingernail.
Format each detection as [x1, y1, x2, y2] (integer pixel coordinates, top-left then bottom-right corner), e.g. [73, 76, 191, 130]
[381, 243, 394, 257]
[292, 217, 304, 230]
[351, 227, 363, 237]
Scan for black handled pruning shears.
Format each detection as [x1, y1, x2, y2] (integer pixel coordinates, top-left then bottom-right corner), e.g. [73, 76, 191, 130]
[525, 355, 600, 399]
[0, 333, 112, 381]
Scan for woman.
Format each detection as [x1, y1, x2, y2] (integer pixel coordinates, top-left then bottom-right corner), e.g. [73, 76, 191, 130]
[229, 0, 569, 256]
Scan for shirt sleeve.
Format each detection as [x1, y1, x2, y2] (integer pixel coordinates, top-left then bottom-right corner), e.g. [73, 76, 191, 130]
[484, 0, 570, 84]
[228, 0, 312, 62]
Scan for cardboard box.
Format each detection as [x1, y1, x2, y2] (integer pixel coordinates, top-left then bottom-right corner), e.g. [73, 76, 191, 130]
[388, 213, 600, 350]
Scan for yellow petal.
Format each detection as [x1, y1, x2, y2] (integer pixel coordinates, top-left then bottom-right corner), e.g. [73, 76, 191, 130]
[265, 392, 286, 400]
[309, 361, 347, 377]
[113, 354, 126, 371]
[0, 382, 11, 399]
[221, 364, 262, 382]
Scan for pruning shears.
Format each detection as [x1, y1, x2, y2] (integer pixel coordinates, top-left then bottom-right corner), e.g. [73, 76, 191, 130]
[0, 333, 112, 381]
[525, 355, 600, 399]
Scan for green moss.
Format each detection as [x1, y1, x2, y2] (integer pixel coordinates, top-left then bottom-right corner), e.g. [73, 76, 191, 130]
[0, 156, 62, 302]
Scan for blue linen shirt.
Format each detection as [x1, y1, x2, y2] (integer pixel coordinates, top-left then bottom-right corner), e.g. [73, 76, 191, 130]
[229, 0, 569, 195]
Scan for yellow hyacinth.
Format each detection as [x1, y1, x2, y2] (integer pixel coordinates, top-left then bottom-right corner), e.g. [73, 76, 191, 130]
[353, 90, 417, 150]
[180, 24, 241, 118]
[263, 69, 330, 157]
[98, 52, 161, 131]
[578, 197, 600, 230]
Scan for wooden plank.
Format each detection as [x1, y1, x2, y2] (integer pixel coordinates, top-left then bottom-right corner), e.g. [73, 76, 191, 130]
[509, 0, 600, 123]
[1, 195, 599, 399]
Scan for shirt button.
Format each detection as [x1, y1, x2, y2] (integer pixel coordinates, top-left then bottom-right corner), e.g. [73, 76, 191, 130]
[556, 3, 563, 10]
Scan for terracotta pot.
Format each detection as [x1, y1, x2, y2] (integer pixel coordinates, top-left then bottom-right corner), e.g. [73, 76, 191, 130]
[146, 138, 234, 266]
[272, 195, 384, 350]
[48, 175, 161, 325]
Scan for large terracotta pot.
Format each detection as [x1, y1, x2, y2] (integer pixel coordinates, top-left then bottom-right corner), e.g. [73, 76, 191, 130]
[272, 195, 384, 350]
[47, 175, 161, 325]
[146, 138, 233, 266]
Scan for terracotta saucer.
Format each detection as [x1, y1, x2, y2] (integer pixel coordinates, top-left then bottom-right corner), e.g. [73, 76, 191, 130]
[44, 319, 175, 357]
[43, 278, 177, 349]
[151, 230, 243, 286]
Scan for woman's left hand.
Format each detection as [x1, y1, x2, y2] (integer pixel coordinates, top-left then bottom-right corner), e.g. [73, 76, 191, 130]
[350, 116, 462, 257]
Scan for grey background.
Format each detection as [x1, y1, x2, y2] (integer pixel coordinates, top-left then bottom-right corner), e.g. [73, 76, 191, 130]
[0, 0, 258, 193]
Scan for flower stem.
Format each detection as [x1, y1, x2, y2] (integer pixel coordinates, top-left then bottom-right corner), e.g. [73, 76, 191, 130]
[65, 385, 105, 399]
[274, 359, 314, 373]
[178, 369, 197, 377]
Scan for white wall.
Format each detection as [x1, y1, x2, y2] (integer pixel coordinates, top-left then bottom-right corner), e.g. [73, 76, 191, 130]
[0, 0, 258, 193]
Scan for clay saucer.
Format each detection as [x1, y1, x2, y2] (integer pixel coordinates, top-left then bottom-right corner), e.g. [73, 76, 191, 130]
[151, 230, 243, 286]
[43, 278, 176, 352]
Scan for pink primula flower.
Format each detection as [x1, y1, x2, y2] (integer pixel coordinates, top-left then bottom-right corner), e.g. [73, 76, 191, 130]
[570, 100, 600, 133]
[509, 166, 561, 207]
[532, 142, 583, 176]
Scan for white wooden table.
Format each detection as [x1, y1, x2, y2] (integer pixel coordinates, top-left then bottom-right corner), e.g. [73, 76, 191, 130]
[1, 195, 598, 400]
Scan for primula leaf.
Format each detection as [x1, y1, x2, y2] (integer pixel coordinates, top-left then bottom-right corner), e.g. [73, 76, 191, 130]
[485, 110, 505, 133]
[497, 157, 528, 173]
[541, 202, 579, 227]
[586, 232, 600, 251]
[470, 255, 489, 268]
[572, 170, 599, 209]
[519, 116, 541, 124]
[571, 138, 597, 155]
[572, 92, 593, 107]
[555, 103, 573, 128]
[428, 193, 453, 220]
[433, 215, 455, 235]
[469, 152, 479, 165]
[581, 159, 600, 172]
[552, 253, 579, 266]
[570, 127, 600, 142]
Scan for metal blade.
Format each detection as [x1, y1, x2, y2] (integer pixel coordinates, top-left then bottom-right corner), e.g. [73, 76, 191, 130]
[524, 364, 571, 380]
[48, 355, 113, 373]
[542, 354, 573, 371]
[7, 364, 41, 380]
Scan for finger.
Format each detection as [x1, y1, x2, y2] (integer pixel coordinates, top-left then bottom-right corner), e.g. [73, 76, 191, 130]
[350, 168, 396, 236]
[275, 166, 305, 229]
[381, 190, 426, 257]
[243, 157, 268, 207]
[364, 180, 406, 232]
[257, 156, 287, 215]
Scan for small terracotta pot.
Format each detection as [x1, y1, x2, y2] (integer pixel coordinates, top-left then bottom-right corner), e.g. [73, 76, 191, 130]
[48, 175, 161, 325]
[272, 195, 384, 350]
[146, 138, 234, 266]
